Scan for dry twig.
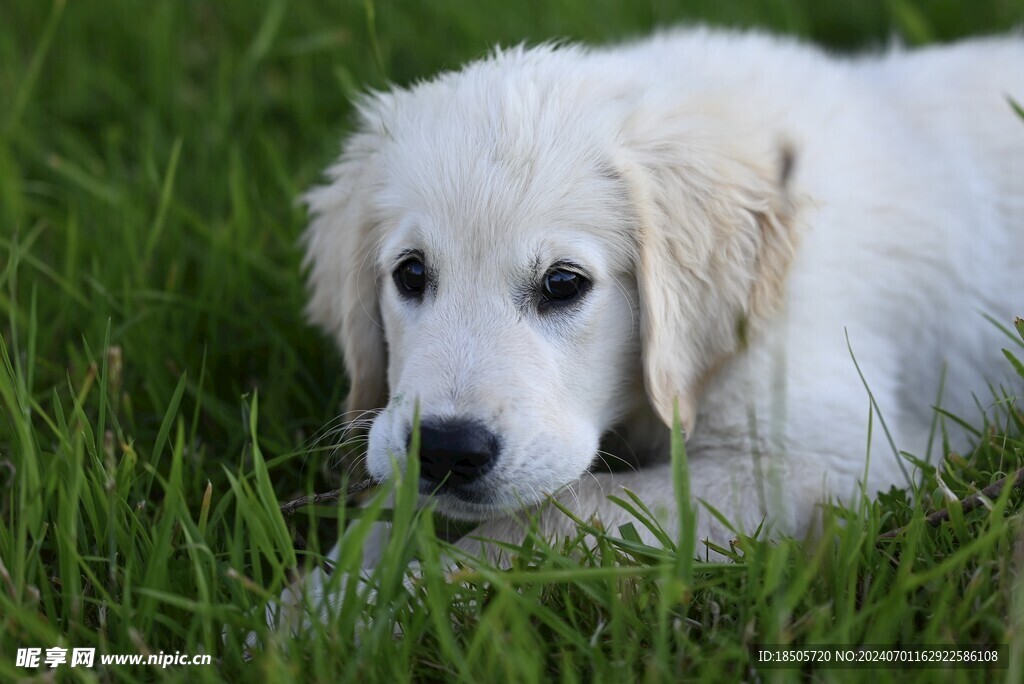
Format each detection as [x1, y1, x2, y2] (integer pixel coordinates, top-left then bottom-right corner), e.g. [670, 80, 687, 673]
[878, 466, 1024, 540]
[278, 478, 378, 516]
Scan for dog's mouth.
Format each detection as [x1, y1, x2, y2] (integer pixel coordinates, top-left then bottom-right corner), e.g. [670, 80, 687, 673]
[428, 490, 511, 521]
[416, 474, 567, 521]
[417, 476, 535, 520]
[419, 478, 490, 505]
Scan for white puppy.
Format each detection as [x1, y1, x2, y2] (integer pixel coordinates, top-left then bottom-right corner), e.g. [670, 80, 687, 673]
[300, 28, 1023, 588]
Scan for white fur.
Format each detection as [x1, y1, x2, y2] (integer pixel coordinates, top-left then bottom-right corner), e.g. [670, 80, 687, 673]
[293, 28, 1023, 617]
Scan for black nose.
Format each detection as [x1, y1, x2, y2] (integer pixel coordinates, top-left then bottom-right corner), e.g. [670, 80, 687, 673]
[411, 418, 499, 487]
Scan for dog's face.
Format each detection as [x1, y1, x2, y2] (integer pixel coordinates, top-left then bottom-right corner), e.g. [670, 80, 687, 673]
[366, 142, 642, 517]
[303, 46, 799, 519]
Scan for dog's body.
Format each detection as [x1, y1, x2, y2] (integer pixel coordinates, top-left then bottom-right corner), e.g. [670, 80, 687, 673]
[300, 28, 1023, 584]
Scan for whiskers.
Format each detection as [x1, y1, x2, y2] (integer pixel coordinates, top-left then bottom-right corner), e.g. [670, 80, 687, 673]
[300, 408, 383, 483]
[593, 448, 638, 474]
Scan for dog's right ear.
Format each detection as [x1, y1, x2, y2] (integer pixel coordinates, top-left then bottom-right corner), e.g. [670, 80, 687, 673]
[302, 122, 389, 415]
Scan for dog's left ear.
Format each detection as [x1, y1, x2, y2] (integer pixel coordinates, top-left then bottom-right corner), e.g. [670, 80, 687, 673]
[620, 123, 801, 435]
[302, 117, 390, 416]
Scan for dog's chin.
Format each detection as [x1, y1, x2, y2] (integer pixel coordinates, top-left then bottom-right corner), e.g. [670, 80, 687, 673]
[432, 497, 510, 521]
[422, 481, 549, 521]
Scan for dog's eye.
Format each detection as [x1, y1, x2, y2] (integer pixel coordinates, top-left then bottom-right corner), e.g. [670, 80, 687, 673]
[541, 267, 589, 308]
[394, 256, 426, 298]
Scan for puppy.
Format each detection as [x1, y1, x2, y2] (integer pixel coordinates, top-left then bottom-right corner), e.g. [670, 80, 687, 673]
[296, 28, 1023, 612]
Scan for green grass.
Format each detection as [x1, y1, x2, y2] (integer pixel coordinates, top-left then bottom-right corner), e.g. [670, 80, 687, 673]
[1, 0, 1023, 681]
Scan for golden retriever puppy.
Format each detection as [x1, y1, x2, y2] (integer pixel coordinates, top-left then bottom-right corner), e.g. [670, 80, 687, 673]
[286, 28, 1023, 627]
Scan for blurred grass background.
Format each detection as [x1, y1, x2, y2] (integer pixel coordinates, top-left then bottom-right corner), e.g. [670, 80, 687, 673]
[1, 1, 1023, 681]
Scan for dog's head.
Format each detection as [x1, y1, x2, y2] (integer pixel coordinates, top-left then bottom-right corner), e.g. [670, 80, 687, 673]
[304, 45, 799, 519]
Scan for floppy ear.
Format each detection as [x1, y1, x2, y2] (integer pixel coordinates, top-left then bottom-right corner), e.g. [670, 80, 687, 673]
[620, 123, 801, 435]
[302, 125, 388, 415]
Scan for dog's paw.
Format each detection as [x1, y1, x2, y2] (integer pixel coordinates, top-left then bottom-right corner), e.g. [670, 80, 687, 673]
[239, 559, 434, 653]
[237, 567, 340, 653]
